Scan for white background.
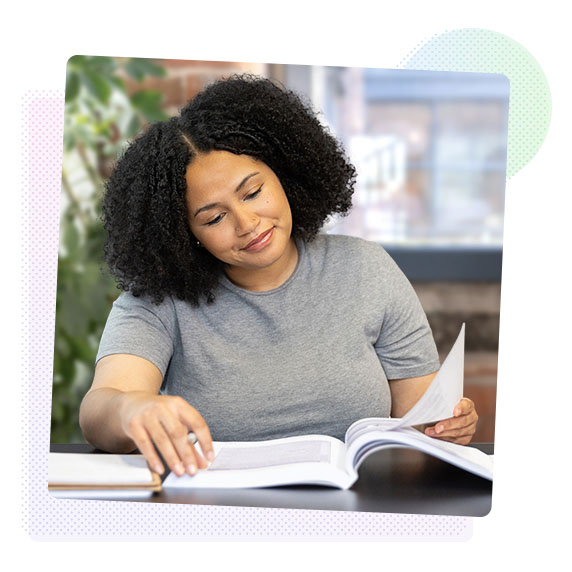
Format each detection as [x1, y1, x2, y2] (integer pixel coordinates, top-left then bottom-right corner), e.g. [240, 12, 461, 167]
[3, 0, 571, 568]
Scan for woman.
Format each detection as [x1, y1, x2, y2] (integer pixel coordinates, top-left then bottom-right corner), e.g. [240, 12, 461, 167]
[79, 74, 478, 479]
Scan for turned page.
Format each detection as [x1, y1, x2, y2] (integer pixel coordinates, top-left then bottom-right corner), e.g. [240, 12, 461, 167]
[390, 324, 465, 430]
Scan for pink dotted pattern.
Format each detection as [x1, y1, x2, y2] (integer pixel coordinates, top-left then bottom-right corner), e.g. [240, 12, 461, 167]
[21, 91, 472, 540]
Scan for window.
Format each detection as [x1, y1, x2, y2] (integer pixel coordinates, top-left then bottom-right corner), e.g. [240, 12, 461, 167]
[282, 66, 509, 280]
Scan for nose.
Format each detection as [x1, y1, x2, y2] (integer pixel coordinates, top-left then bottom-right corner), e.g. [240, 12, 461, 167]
[235, 205, 260, 236]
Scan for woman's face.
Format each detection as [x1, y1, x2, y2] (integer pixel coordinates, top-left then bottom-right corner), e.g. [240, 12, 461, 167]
[185, 150, 295, 279]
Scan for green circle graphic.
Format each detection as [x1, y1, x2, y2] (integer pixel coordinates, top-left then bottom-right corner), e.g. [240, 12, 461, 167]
[400, 28, 552, 179]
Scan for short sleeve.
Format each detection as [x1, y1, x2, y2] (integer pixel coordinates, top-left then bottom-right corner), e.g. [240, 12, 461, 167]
[96, 293, 176, 377]
[373, 247, 441, 379]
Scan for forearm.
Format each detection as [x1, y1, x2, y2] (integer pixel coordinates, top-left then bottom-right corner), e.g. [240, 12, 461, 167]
[79, 388, 148, 453]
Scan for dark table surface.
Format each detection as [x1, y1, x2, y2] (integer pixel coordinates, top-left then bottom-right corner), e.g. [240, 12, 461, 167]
[50, 443, 493, 516]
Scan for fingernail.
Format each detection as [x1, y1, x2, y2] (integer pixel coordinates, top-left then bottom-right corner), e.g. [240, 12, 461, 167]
[207, 451, 215, 462]
[154, 464, 164, 475]
[186, 463, 197, 476]
[426, 428, 435, 436]
[436, 425, 444, 434]
[454, 409, 461, 416]
[175, 463, 184, 476]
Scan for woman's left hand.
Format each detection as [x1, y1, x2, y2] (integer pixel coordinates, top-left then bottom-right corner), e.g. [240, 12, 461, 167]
[424, 397, 478, 445]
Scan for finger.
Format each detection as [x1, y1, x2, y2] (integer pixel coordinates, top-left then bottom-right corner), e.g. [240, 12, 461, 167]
[454, 398, 475, 417]
[426, 420, 477, 443]
[428, 423, 476, 440]
[432, 404, 478, 432]
[425, 422, 476, 442]
[157, 410, 201, 475]
[126, 420, 165, 476]
[425, 413, 477, 437]
[144, 415, 187, 477]
[175, 400, 215, 465]
[442, 412, 477, 433]
[185, 433, 209, 470]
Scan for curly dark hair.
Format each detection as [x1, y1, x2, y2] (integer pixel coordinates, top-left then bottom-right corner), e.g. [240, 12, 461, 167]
[102, 74, 357, 306]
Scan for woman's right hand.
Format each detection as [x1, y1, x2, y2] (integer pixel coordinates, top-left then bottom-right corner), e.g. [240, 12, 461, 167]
[80, 354, 215, 478]
[119, 392, 214, 477]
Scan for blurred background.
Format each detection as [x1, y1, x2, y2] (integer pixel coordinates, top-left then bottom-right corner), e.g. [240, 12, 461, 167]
[53, 57, 507, 444]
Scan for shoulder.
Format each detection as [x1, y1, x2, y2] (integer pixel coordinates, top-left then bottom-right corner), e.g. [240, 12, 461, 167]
[306, 233, 393, 273]
[110, 291, 177, 327]
[304, 234, 410, 299]
[112, 291, 173, 311]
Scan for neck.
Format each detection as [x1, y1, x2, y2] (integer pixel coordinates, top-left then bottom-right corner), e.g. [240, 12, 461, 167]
[225, 238, 299, 292]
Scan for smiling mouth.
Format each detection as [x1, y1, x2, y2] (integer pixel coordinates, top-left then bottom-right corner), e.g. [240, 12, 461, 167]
[243, 228, 274, 251]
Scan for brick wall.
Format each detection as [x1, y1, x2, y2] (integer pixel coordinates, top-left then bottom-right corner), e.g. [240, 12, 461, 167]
[124, 59, 268, 114]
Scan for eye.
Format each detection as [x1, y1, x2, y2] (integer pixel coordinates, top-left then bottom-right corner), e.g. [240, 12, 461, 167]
[205, 213, 225, 226]
[245, 185, 263, 200]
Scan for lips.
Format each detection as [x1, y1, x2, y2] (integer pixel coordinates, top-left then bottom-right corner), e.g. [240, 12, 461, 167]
[243, 228, 274, 251]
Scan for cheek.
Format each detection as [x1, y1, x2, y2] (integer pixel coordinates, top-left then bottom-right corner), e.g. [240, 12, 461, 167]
[199, 226, 236, 254]
[279, 196, 293, 224]
[268, 190, 291, 218]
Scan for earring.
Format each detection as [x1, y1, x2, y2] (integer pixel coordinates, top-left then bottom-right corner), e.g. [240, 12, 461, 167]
[196, 240, 201, 248]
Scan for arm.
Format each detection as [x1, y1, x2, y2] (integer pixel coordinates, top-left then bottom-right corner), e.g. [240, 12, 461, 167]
[389, 371, 478, 445]
[79, 354, 214, 476]
[389, 371, 437, 418]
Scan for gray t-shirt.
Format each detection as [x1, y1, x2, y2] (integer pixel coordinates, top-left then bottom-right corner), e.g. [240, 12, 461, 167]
[96, 234, 440, 441]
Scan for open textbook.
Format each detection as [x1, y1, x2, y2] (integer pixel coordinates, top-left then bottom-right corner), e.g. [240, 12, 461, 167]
[164, 324, 493, 490]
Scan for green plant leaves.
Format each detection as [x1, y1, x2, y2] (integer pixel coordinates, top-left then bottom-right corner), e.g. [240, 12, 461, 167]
[125, 58, 166, 82]
[130, 90, 169, 122]
[82, 68, 112, 104]
[65, 56, 166, 106]
[65, 71, 80, 103]
[56, 56, 168, 443]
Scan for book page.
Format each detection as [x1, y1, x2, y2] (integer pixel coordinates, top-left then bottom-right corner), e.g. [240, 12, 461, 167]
[346, 426, 493, 481]
[390, 324, 465, 430]
[344, 417, 401, 446]
[209, 440, 332, 471]
[163, 435, 350, 489]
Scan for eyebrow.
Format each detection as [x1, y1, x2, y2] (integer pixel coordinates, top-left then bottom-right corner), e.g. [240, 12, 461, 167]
[192, 172, 260, 218]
